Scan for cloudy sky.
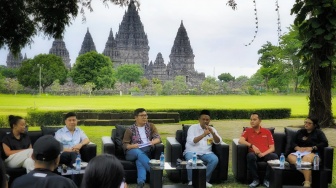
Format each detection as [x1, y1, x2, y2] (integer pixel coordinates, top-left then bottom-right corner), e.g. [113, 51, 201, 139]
[0, 0, 296, 78]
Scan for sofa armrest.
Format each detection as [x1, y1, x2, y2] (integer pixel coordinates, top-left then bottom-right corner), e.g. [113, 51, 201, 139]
[323, 147, 333, 169]
[212, 142, 229, 181]
[166, 137, 182, 167]
[152, 143, 164, 159]
[232, 138, 248, 183]
[80, 142, 97, 162]
[102, 136, 115, 155]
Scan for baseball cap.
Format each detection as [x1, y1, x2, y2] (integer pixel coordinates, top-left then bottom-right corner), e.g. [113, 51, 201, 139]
[33, 135, 61, 161]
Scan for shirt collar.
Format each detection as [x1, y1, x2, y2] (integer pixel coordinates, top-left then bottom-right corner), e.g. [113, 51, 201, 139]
[64, 126, 78, 132]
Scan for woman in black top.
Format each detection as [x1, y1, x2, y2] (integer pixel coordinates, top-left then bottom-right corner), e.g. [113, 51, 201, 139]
[2, 115, 34, 173]
[287, 117, 328, 187]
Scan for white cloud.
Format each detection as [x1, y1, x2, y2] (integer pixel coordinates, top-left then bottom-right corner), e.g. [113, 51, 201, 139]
[0, 0, 295, 78]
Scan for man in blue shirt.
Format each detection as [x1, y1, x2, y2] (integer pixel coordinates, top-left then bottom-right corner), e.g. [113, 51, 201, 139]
[55, 112, 90, 167]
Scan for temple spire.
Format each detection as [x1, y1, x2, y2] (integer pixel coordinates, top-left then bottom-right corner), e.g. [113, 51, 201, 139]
[6, 51, 23, 68]
[79, 28, 97, 55]
[49, 38, 71, 69]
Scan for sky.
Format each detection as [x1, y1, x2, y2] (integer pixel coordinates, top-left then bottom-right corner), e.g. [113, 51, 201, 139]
[0, 0, 296, 78]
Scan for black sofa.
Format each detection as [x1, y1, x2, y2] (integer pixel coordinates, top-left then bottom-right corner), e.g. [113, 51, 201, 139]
[0, 127, 97, 186]
[101, 125, 164, 183]
[165, 124, 229, 183]
[232, 127, 334, 186]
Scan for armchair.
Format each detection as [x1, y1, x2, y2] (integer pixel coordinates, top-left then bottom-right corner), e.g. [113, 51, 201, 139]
[232, 127, 333, 186]
[101, 125, 164, 183]
[165, 124, 229, 183]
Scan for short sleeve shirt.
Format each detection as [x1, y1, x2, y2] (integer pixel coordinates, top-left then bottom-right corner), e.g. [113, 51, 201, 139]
[1, 132, 31, 159]
[241, 127, 274, 153]
[54, 126, 88, 149]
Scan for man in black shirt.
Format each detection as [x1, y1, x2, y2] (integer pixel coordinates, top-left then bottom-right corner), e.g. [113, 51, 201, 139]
[11, 135, 77, 188]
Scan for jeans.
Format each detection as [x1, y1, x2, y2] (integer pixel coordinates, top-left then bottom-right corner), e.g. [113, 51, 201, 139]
[125, 148, 151, 184]
[184, 152, 218, 182]
[247, 152, 278, 181]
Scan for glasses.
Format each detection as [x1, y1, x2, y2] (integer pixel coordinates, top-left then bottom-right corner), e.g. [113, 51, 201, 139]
[304, 121, 313, 125]
[137, 114, 148, 118]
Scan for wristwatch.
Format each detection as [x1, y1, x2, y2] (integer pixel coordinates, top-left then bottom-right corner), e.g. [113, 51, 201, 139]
[312, 146, 317, 150]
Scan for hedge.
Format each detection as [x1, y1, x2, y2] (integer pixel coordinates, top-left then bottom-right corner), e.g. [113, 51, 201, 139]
[26, 108, 291, 126]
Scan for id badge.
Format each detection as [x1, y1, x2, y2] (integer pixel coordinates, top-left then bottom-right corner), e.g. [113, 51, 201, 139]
[207, 138, 213, 145]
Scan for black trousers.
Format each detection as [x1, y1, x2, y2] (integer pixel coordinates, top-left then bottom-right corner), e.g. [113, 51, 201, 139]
[60, 152, 78, 167]
[247, 152, 278, 181]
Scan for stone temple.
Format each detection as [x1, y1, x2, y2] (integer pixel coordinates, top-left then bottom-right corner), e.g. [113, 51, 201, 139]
[6, 0, 205, 86]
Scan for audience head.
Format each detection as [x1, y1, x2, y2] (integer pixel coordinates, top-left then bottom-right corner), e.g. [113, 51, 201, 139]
[8, 115, 26, 133]
[32, 135, 61, 170]
[82, 154, 125, 188]
[134, 108, 148, 126]
[305, 116, 320, 130]
[64, 112, 78, 131]
[250, 112, 262, 128]
[198, 110, 211, 128]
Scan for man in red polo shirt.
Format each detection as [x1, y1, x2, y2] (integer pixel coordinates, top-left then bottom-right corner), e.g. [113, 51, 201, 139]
[239, 112, 278, 188]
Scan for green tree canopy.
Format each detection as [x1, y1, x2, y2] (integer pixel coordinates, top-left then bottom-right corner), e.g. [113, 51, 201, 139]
[201, 76, 219, 95]
[173, 76, 188, 95]
[0, 67, 18, 78]
[0, 0, 134, 55]
[17, 54, 68, 92]
[218, 73, 235, 82]
[70, 51, 115, 90]
[116, 64, 144, 85]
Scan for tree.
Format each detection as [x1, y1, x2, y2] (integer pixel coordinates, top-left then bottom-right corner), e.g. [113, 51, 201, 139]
[162, 80, 174, 95]
[115, 64, 144, 85]
[152, 78, 162, 95]
[0, 0, 134, 55]
[292, 1, 336, 127]
[201, 76, 219, 95]
[6, 78, 23, 95]
[50, 80, 61, 95]
[0, 67, 18, 78]
[83, 82, 96, 97]
[173, 76, 188, 95]
[140, 78, 150, 89]
[71, 51, 115, 90]
[17, 54, 68, 92]
[218, 73, 235, 82]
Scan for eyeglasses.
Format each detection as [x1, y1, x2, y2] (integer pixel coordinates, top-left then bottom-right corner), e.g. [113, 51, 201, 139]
[137, 114, 148, 118]
[304, 121, 313, 125]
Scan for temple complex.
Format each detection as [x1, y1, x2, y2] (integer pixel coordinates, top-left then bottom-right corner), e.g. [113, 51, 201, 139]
[6, 52, 23, 68]
[49, 39, 71, 69]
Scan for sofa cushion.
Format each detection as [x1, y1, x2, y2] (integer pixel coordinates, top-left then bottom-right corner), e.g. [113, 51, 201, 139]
[243, 127, 275, 134]
[284, 127, 298, 156]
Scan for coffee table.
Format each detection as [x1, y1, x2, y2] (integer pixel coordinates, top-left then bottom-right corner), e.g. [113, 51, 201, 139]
[58, 166, 85, 186]
[150, 162, 206, 188]
[269, 164, 331, 188]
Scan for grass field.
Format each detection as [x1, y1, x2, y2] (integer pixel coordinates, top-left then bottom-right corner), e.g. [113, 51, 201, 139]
[0, 94, 317, 117]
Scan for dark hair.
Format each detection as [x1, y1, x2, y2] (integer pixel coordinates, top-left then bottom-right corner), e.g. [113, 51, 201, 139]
[307, 116, 320, 129]
[8, 115, 23, 129]
[82, 154, 125, 188]
[64, 112, 77, 120]
[250, 112, 261, 120]
[134, 108, 146, 116]
[0, 159, 7, 188]
[199, 110, 210, 117]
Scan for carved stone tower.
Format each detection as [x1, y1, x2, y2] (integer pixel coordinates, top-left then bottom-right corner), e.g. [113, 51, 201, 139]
[6, 52, 23, 68]
[103, 29, 116, 61]
[79, 28, 97, 55]
[49, 38, 71, 69]
[167, 21, 205, 85]
[111, 0, 150, 68]
[151, 53, 167, 81]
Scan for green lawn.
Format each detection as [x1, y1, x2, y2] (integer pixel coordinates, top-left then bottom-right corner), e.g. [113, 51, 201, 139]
[0, 94, 316, 117]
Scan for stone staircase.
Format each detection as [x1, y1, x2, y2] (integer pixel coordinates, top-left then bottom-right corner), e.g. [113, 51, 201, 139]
[74, 112, 180, 126]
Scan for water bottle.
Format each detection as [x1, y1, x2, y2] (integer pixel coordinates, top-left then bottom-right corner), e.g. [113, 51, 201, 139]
[160, 152, 165, 167]
[296, 153, 301, 169]
[279, 153, 285, 169]
[313, 152, 320, 168]
[75, 154, 81, 171]
[192, 152, 197, 168]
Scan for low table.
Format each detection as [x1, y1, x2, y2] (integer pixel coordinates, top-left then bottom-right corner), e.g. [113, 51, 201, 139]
[269, 164, 331, 188]
[58, 167, 85, 186]
[150, 162, 206, 188]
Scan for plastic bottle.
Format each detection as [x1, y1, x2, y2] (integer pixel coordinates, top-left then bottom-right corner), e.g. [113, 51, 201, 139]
[160, 152, 165, 167]
[296, 153, 301, 169]
[279, 153, 285, 169]
[75, 154, 81, 171]
[313, 152, 320, 168]
[192, 152, 197, 168]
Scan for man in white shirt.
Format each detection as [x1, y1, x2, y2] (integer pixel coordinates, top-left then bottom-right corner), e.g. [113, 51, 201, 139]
[183, 110, 222, 188]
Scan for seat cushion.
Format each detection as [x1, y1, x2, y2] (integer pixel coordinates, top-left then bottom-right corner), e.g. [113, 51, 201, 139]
[284, 127, 298, 156]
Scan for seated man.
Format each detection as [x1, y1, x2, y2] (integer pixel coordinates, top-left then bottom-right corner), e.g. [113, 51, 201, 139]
[183, 110, 222, 188]
[122, 108, 161, 188]
[11, 135, 77, 188]
[55, 112, 90, 167]
[238, 112, 278, 188]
